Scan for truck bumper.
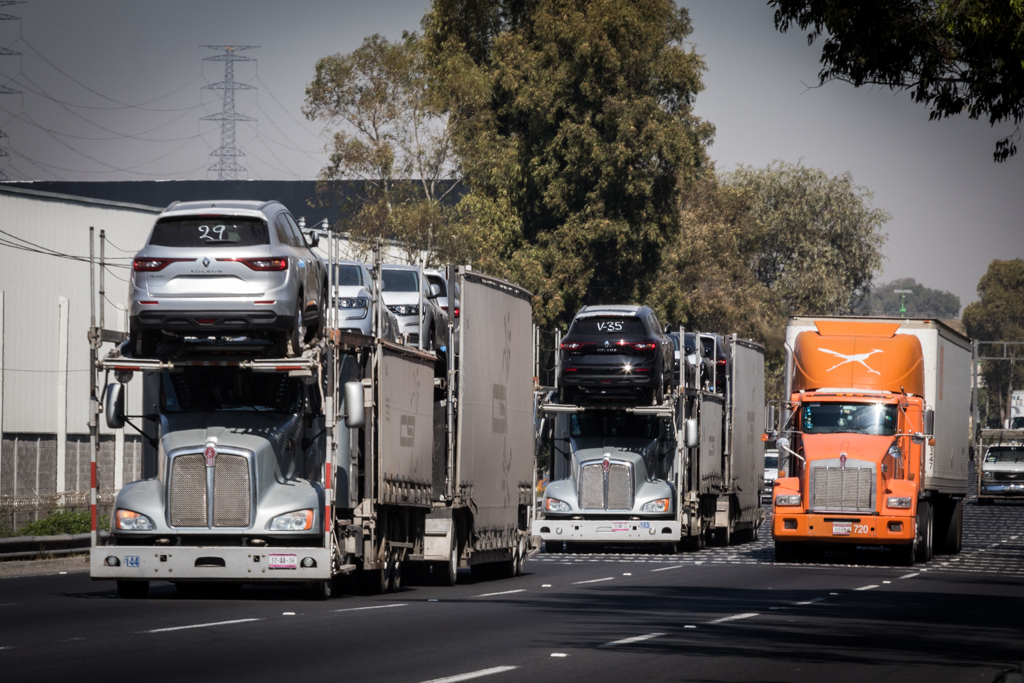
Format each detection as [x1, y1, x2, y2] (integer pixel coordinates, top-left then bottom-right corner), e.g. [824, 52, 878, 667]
[90, 546, 332, 582]
[979, 483, 1024, 498]
[771, 511, 914, 545]
[532, 518, 682, 543]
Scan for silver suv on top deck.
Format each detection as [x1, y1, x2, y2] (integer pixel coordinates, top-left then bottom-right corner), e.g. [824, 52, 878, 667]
[129, 200, 328, 357]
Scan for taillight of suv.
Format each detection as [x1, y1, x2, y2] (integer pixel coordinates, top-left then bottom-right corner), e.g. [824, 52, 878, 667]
[217, 257, 288, 271]
[132, 258, 194, 272]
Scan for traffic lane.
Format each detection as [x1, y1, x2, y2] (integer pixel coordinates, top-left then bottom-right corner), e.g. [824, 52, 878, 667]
[2, 559, 1023, 682]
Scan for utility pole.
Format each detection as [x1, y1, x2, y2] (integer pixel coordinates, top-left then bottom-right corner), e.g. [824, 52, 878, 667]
[0, 2, 23, 181]
[200, 45, 258, 180]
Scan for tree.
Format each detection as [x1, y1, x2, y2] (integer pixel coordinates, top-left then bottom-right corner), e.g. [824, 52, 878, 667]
[424, 0, 714, 327]
[771, 0, 1024, 161]
[721, 161, 889, 318]
[963, 259, 1024, 426]
[304, 33, 461, 263]
[864, 277, 961, 318]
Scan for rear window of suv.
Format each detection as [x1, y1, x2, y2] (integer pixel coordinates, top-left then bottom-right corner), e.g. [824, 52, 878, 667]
[149, 217, 269, 247]
[571, 317, 645, 336]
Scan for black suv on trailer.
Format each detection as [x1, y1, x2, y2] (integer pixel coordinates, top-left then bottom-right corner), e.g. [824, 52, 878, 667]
[559, 305, 674, 405]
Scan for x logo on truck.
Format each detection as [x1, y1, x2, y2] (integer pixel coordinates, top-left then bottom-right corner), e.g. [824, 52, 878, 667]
[818, 348, 884, 375]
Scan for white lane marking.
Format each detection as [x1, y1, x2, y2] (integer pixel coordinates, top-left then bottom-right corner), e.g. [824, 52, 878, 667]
[0, 603, 16, 607]
[333, 603, 408, 613]
[794, 598, 825, 605]
[684, 625, 696, 629]
[550, 653, 567, 658]
[542, 584, 552, 587]
[58, 572, 67, 575]
[0, 646, 14, 650]
[144, 618, 262, 634]
[829, 592, 839, 595]
[573, 577, 613, 585]
[709, 613, 759, 624]
[651, 565, 684, 572]
[855, 585, 878, 591]
[473, 589, 525, 598]
[599, 632, 665, 648]
[883, 580, 891, 584]
[283, 612, 295, 616]
[899, 573, 920, 579]
[421, 665, 518, 683]
[623, 573, 631, 576]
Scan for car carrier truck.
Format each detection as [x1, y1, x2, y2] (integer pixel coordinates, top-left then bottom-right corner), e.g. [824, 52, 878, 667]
[532, 332, 766, 551]
[85, 234, 535, 598]
[772, 317, 971, 565]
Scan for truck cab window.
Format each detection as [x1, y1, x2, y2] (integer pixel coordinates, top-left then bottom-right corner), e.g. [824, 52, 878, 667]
[801, 402, 897, 436]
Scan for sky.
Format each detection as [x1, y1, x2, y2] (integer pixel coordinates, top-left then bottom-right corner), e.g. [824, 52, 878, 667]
[0, 0, 1020, 309]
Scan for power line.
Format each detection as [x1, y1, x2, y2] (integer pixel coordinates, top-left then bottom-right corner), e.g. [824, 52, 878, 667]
[201, 45, 258, 180]
[0, 2, 21, 180]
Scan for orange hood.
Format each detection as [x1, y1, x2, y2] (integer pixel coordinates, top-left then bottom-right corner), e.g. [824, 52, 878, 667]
[793, 320, 924, 395]
[801, 433, 895, 464]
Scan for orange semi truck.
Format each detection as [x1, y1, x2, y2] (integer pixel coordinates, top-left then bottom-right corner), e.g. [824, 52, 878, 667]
[772, 317, 971, 565]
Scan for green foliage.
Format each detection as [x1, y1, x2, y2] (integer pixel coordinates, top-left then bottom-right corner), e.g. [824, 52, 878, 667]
[963, 259, 1024, 425]
[771, 0, 1024, 161]
[304, 33, 462, 263]
[863, 277, 961, 318]
[425, 0, 714, 327]
[721, 161, 888, 318]
[18, 509, 103, 537]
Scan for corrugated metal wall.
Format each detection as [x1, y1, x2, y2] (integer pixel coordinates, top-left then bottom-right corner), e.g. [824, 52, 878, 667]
[0, 188, 158, 505]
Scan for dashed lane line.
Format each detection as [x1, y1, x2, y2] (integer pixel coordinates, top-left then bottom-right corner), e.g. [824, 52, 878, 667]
[143, 618, 262, 634]
[473, 589, 526, 598]
[651, 564, 685, 572]
[599, 632, 666, 648]
[333, 603, 408, 613]
[794, 598, 826, 605]
[421, 666, 518, 683]
[855, 585, 879, 591]
[709, 613, 759, 624]
[573, 577, 614, 585]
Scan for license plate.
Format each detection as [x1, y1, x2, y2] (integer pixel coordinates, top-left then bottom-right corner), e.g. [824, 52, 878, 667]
[268, 553, 297, 570]
[832, 522, 852, 536]
[612, 522, 631, 532]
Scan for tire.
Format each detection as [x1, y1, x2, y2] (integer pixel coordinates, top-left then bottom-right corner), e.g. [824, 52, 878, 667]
[774, 541, 798, 563]
[655, 381, 665, 406]
[712, 524, 731, 547]
[915, 501, 933, 563]
[287, 297, 305, 357]
[442, 535, 459, 586]
[117, 580, 149, 599]
[311, 283, 328, 342]
[977, 497, 993, 506]
[892, 541, 915, 567]
[937, 499, 963, 555]
[307, 580, 332, 601]
[388, 549, 403, 593]
[514, 535, 526, 576]
[131, 328, 156, 358]
[545, 540, 564, 554]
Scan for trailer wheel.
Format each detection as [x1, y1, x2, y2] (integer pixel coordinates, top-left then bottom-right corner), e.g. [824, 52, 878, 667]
[944, 500, 963, 554]
[307, 579, 332, 601]
[117, 580, 149, 599]
[441, 534, 459, 586]
[892, 541, 915, 567]
[514, 535, 526, 576]
[388, 548, 403, 593]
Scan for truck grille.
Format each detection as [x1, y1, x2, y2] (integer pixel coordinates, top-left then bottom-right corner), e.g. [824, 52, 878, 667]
[169, 454, 208, 527]
[993, 471, 1023, 482]
[578, 461, 634, 510]
[811, 466, 874, 512]
[213, 454, 251, 527]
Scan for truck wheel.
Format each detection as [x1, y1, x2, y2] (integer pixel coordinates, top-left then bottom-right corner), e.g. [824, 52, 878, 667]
[774, 541, 797, 563]
[307, 580, 332, 601]
[515, 535, 526, 576]
[892, 541, 915, 567]
[545, 540, 563, 554]
[946, 500, 963, 554]
[442, 536, 459, 586]
[117, 580, 149, 599]
[388, 549, 403, 593]
[914, 501, 933, 563]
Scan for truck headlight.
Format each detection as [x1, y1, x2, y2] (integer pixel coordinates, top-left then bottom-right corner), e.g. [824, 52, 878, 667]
[115, 509, 153, 531]
[775, 494, 801, 506]
[641, 498, 670, 513]
[983, 471, 994, 480]
[546, 498, 571, 512]
[886, 497, 912, 509]
[270, 510, 314, 531]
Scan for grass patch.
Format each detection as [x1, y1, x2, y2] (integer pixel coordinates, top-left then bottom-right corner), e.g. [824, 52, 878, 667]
[19, 509, 108, 536]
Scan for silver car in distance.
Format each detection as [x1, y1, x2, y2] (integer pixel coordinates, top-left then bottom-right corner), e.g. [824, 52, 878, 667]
[129, 200, 327, 358]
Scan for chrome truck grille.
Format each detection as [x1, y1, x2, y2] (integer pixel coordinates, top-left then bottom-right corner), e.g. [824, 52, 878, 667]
[213, 454, 251, 527]
[169, 454, 207, 527]
[811, 466, 874, 512]
[579, 461, 634, 510]
[169, 451, 252, 528]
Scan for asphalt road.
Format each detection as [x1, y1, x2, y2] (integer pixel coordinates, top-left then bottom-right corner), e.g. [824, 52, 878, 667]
[3, 501, 1023, 683]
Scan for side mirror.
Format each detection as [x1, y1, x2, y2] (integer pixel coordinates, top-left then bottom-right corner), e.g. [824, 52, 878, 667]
[307, 231, 320, 248]
[684, 418, 699, 449]
[766, 404, 776, 432]
[344, 381, 365, 428]
[428, 283, 441, 299]
[924, 408, 934, 436]
[104, 382, 126, 430]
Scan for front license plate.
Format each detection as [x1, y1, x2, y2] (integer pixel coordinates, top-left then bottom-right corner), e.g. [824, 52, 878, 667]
[832, 522, 852, 536]
[612, 522, 631, 532]
[269, 553, 297, 570]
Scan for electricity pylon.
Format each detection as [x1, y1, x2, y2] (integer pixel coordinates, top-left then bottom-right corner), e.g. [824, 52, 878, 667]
[200, 45, 258, 180]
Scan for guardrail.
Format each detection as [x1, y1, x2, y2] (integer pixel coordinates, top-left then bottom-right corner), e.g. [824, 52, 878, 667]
[0, 532, 110, 561]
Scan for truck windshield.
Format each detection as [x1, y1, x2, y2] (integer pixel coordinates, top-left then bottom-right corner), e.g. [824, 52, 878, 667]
[801, 402, 897, 436]
[985, 447, 1024, 463]
[162, 368, 303, 413]
[570, 412, 660, 439]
